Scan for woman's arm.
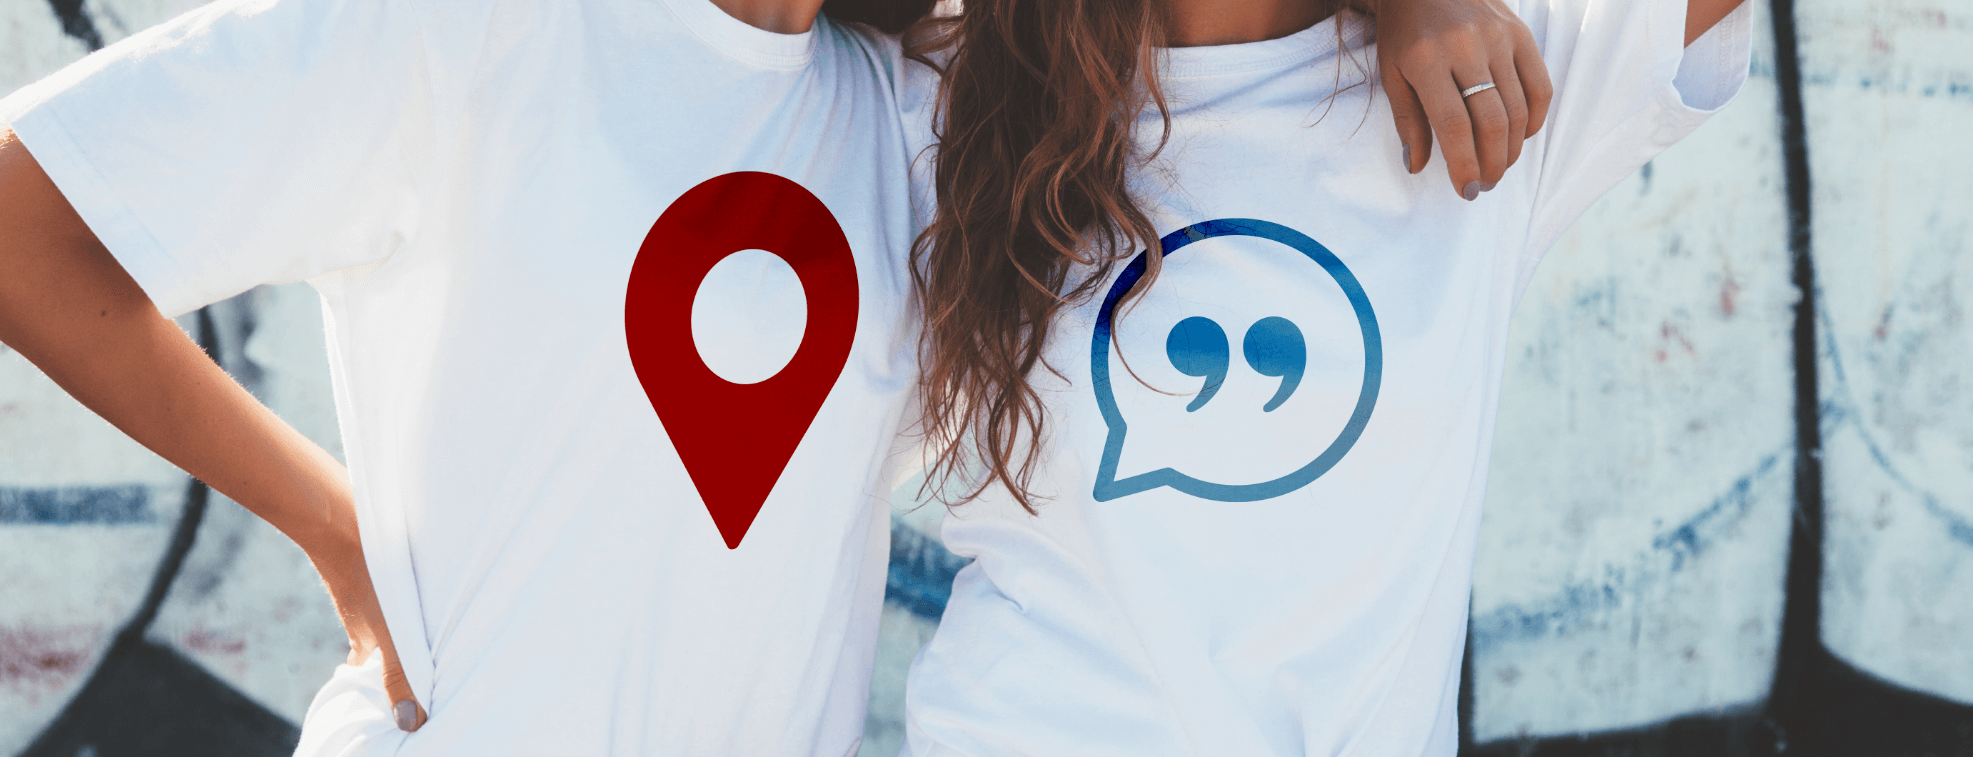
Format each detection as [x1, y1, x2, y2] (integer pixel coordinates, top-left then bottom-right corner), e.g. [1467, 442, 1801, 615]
[0, 128, 427, 732]
[1688, 0, 1744, 45]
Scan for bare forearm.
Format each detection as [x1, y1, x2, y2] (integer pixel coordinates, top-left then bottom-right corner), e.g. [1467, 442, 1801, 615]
[1687, 0, 1743, 45]
[0, 129, 355, 552]
[2, 124, 421, 724]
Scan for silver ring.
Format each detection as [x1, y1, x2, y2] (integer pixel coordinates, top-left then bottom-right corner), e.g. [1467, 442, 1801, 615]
[1460, 82, 1497, 98]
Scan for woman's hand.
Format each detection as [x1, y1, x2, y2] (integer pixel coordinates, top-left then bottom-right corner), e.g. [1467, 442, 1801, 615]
[1370, 0, 1553, 200]
[308, 508, 428, 733]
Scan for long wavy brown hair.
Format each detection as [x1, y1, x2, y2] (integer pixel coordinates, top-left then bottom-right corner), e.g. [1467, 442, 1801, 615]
[905, 0, 1173, 513]
[908, 0, 1355, 512]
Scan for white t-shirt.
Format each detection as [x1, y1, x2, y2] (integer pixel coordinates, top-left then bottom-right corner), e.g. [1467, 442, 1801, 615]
[0, 0, 920, 753]
[898, 1, 1753, 755]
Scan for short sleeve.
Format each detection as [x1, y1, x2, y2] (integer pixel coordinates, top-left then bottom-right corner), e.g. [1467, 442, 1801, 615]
[1516, 0, 1755, 258]
[0, 0, 436, 317]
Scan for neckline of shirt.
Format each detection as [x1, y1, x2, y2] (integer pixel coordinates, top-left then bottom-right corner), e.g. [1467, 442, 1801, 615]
[662, 0, 821, 71]
[1158, 10, 1371, 80]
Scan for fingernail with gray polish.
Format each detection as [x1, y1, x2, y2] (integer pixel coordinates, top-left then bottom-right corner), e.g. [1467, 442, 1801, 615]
[1401, 143, 1411, 170]
[1480, 182, 1497, 193]
[1462, 182, 1481, 201]
[394, 700, 418, 731]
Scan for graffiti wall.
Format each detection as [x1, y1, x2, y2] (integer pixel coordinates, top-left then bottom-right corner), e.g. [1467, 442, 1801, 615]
[0, 0, 1967, 755]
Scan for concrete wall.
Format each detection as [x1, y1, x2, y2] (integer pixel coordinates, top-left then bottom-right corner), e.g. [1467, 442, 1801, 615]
[0, 0, 1967, 755]
[1804, 0, 1973, 706]
[1469, 0, 1798, 731]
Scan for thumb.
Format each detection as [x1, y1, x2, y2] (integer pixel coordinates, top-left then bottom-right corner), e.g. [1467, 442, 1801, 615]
[377, 639, 426, 732]
[1383, 59, 1432, 174]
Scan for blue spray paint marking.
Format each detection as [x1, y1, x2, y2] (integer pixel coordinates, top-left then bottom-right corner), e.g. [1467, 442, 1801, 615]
[0, 485, 152, 523]
[1471, 451, 1786, 645]
[1090, 219, 1381, 503]
[1816, 304, 1973, 549]
[884, 515, 973, 620]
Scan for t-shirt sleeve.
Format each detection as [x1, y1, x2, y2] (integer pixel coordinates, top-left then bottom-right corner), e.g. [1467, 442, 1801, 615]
[1516, 0, 1755, 260]
[0, 0, 437, 318]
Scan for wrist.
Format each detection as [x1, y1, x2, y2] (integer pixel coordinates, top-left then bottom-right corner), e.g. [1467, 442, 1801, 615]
[292, 483, 363, 569]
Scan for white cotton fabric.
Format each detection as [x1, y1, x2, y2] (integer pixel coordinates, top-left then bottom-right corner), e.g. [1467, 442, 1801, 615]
[897, 1, 1753, 755]
[1, 0, 920, 753]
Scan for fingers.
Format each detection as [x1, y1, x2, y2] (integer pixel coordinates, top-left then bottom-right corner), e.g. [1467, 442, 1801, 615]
[1382, 59, 1434, 174]
[1514, 32, 1554, 137]
[378, 640, 427, 732]
[1409, 69, 1485, 199]
[1457, 66, 1514, 190]
[1489, 56, 1531, 170]
[309, 514, 423, 732]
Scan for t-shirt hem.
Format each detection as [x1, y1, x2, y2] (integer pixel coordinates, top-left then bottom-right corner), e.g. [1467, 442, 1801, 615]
[6, 105, 205, 318]
[659, 0, 819, 71]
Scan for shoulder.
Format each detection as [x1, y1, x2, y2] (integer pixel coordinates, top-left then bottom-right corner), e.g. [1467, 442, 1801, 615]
[815, 14, 911, 87]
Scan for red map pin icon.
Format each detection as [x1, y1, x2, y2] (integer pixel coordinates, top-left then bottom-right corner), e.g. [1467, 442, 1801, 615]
[625, 172, 859, 549]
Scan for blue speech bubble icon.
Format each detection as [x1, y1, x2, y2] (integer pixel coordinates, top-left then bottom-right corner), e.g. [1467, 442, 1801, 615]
[1091, 219, 1381, 502]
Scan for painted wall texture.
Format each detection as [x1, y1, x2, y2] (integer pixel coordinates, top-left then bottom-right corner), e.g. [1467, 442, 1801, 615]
[0, 0, 1967, 755]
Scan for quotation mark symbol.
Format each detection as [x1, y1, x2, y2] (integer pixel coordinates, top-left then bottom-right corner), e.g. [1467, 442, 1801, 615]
[1164, 316, 1307, 412]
